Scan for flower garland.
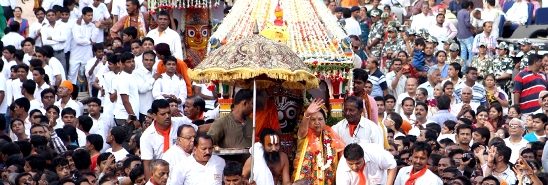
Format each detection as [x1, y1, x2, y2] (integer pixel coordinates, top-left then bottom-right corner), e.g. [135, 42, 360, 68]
[316, 136, 333, 171]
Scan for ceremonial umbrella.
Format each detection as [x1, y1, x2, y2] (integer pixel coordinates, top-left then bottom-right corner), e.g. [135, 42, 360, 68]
[188, 24, 319, 179]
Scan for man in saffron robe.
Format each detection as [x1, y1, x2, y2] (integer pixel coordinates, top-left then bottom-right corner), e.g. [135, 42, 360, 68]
[252, 89, 281, 141]
[110, 0, 157, 39]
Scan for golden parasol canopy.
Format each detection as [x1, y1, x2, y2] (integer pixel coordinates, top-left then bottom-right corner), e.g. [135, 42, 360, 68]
[189, 33, 319, 89]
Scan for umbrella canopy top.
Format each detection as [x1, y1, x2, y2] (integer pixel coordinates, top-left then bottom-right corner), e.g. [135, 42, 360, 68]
[190, 34, 319, 89]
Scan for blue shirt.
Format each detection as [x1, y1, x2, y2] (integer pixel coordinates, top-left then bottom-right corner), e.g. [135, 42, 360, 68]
[369, 69, 388, 98]
[457, 9, 474, 39]
[430, 110, 458, 126]
[430, 64, 449, 78]
[449, 0, 462, 14]
[524, 132, 539, 142]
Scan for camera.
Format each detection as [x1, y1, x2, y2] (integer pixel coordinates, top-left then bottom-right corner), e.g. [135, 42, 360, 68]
[462, 153, 473, 161]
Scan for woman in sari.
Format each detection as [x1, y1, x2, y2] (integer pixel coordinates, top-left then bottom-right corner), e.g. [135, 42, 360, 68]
[293, 99, 346, 184]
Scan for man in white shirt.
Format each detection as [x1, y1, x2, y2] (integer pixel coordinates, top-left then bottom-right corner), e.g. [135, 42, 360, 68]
[134, 51, 160, 122]
[86, 97, 115, 153]
[29, 8, 46, 47]
[41, 0, 63, 12]
[31, 52, 56, 86]
[54, 80, 82, 117]
[65, 0, 81, 20]
[145, 159, 170, 185]
[336, 143, 397, 185]
[394, 141, 442, 185]
[504, 0, 528, 31]
[411, 3, 434, 31]
[345, 6, 361, 37]
[131, 40, 144, 69]
[106, 126, 129, 162]
[417, 68, 441, 100]
[141, 99, 198, 180]
[61, 107, 86, 146]
[88, 0, 112, 43]
[2, 22, 24, 49]
[168, 134, 226, 185]
[11, 63, 29, 102]
[503, 118, 529, 164]
[152, 56, 187, 109]
[22, 38, 37, 65]
[162, 124, 196, 173]
[58, 7, 76, 72]
[70, 7, 97, 84]
[332, 96, 384, 146]
[41, 10, 67, 66]
[0, 62, 7, 121]
[21, 79, 41, 113]
[84, 44, 106, 97]
[385, 58, 407, 96]
[96, 55, 120, 118]
[146, 11, 183, 59]
[112, 52, 140, 132]
[2, 46, 17, 80]
[40, 46, 66, 87]
[430, 14, 457, 51]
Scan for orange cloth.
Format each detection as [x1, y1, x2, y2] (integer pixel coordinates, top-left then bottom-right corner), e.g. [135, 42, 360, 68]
[109, 14, 158, 39]
[400, 120, 412, 135]
[349, 124, 358, 136]
[358, 164, 367, 184]
[60, 80, 74, 92]
[405, 166, 428, 185]
[156, 58, 193, 96]
[252, 99, 281, 141]
[154, 122, 172, 152]
[341, 0, 359, 7]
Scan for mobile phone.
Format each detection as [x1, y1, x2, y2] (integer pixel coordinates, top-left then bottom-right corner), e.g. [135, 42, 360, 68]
[462, 153, 472, 161]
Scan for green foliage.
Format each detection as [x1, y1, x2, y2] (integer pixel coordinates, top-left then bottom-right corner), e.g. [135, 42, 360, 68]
[326, 116, 344, 127]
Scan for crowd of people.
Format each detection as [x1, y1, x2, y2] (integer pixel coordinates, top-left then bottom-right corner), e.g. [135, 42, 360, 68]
[0, 0, 545, 184]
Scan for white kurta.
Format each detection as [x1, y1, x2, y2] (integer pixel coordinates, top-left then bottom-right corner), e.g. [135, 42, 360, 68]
[336, 142, 397, 185]
[162, 145, 191, 173]
[331, 117, 384, 146]
[167, 155, 225, 185]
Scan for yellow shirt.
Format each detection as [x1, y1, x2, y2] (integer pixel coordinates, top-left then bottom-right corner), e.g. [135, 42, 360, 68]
[341, 0, 359, 7]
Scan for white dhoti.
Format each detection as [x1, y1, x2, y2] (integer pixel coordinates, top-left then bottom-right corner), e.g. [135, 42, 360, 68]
[249, 143, 275, 185]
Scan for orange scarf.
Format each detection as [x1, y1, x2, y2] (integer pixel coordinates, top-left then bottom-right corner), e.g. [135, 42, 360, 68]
[405, 167, 428, 185]
[357, 164, 366, 184]
[154, 122, 172, 152]
[353, 93, 373, 120]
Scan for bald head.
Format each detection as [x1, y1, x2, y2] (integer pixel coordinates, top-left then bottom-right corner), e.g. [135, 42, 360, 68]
[461, 87, 472, 102]
[405, 78, 418, 93]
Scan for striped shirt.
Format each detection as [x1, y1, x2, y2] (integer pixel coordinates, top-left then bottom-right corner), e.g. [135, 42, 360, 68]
[369, 68, 388, 98]
[513, 69, 548, 114]
[454, 82, 487, 105]
[471, 32, 497, 56]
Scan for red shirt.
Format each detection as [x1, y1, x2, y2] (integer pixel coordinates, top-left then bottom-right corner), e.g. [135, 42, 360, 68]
[90, 154, 99, 171]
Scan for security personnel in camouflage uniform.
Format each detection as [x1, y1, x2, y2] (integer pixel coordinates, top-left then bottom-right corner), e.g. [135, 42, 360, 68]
[490, 42, 514, 91]
[399, 25, 408, 39]
[383, 26, 406, 72]
[427, 36, 439, 53]
[470, 42, 493, 80]
[366, 10, 385, 60]
[447, 43, 465, 67]
[518, 38, 535, 70]
[442, 39, 456, 52]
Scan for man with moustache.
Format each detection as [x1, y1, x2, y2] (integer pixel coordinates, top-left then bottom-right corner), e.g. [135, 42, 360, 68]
[350, 68, 378, 123]
[394, 141, 442, 185]
[169, 134, 226, 185]
[242, 128, 291, 185]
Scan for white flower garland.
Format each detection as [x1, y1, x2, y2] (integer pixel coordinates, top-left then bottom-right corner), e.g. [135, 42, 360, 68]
[315, 137, 333, 171]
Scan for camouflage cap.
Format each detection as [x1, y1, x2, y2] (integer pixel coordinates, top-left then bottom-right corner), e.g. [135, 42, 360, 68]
[442, 39, 455, 45]
[496, 42, 508, 49]
[399, 25, 408, 32]
[387, 26, 397, 32]
[478, 42, 488, 47]
[427, 36, 438, 43]
[371, 10, 381, 17]
[519, 38, 532, 45]
[406, 29, 416, 36]
[449, 43, 459, 51]
[388, 20, 401, 28]
[381, 12, 390, 18]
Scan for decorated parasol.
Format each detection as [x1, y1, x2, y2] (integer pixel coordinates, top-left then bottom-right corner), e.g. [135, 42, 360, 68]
[189, 23, 318, 180]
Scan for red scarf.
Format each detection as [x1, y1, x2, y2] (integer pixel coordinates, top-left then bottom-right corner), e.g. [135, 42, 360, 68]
[357, 164, 366, 184]
[405, 167, 428, 185]
[154, 122, 172, 152]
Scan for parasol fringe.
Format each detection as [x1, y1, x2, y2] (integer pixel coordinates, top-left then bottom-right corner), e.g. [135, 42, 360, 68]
[189, 68, 319, 89]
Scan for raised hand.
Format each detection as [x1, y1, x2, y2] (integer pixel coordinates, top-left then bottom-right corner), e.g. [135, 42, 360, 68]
[306, 98, 324, 116]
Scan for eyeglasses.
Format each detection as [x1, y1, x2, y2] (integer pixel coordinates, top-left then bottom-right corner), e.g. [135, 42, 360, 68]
[509, 124, 523, 128]
[180, 135, 196, 140]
